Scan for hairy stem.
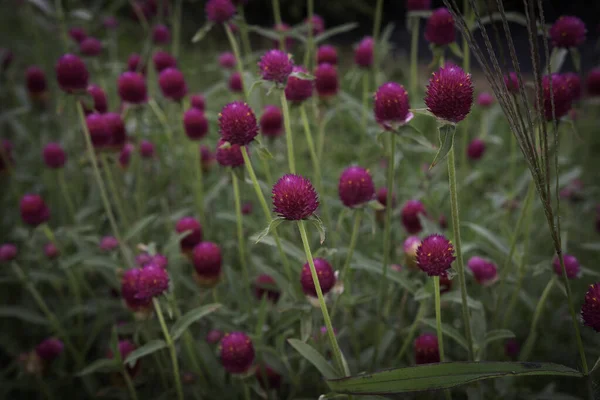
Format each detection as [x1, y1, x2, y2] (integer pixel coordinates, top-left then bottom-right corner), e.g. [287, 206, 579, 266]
[153, 298, 184, 400]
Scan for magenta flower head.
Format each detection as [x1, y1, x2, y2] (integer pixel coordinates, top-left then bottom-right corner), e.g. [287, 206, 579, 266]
[272, 174, 319, 220]
[549, 16, 586, 48]
[55, 54, 89, 93]
[377, 187, 396, 209]
[159, 68, 187, 101]
[20, 194, 50, 227]
[467, 256, 498, 286]
[542, 74, 572, 121]
[80, 37, 102, 57]
[107, 340, 140, 376]
[86, 84, 108, 114]
[103, 16, 119, 30]
[504, 338, 520, 359]
[86, 113, 110, 148]
[315, 63, 339, 98]
[254, 274, 280, 303]
[153, 50, 177, 73]
[425, 8, 455, 46]
[317, 45, 337, 65]
[207, 329, 223, 344]
[300, 258, 336, 297]
[477, 92, 495, 108]
[220, 332, 255, 374]
[176, 216, 203, 254]
[228, 72, 243, 93]
[192, 241, 222, 287]
[191, 94, 206, 111]
[374, 82, 412, 129]
[100, 236, 119, 251]
[274, 23, 294, 50]
[219, 52, 236, 69]
[467, 138, 486, 161]
[587, 68, 600, 97]
[139, 139, 155, 158]
[152, 24, 171, 44]
[104, 112, 127, 149]
[260, 105, 283, 138]
[563, 72, 581, 101]
[136, 263, 169, 299]
[184, 108, 209, 140]
[285, 66, 313, 103]
[218, 101, 258, 145]
[35, 338, 64, 362]
[43, 143, 66, 169]
[552, 254, 580, 279]
[206, 0, 236, 23]
[416, 233, 455, 276]
[119, 143, 134, 168]
[581, 283, 600, 332]
[354, 37, 374, 68]
[26, 66, 47, 98]
[216, 138, 245, 167]
[118, 72, 147, 104]
[69, 27, 87, 43]
[44, 243, 59, 259]
[425, 65, 473, 123]
[406, 0, 431, 11]
[258, 49, 294, 84]
[306, 14, 325, 36]
[256, 364, 282, 390]
[504, 72, 520, 94]
[127, 53, 146, 74]
[0, 243, 17, 262]
[200, 144, 216, 172]
[414, 333, 440, 364]
[401, 200, 427, 234]
[403, 236, 421, 270]
[338, 166, 375, 208]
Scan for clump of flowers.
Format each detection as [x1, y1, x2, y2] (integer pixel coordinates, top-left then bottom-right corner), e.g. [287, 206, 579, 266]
[69, 27, 87, 43]
[85, 84, 108, 114]
[581, 283, 600, 332]
[549, 16, 586, 48]
[306, 14, 325, 35]
[552, 254, 580, 279]
[86, 113, 110, 148]
[220, 332, 255, 374]
[425, 65, 473, 123]
[467, 256, 498, 286]
[104, 112, 127, 149]
[300, 258, 336, 297]
[477, 92, 494, 108]
[414, 333, 440, 364]
[416, 234, 455, 276]
[139, 140, 155, 158]
[127, 53, 145, 73]
[337, 166, 375, 208]
[192, 241, 222, 287]
[374, 82, 412, 129]
[260, 105, 283, 138]
[424, 8, 455, 46]
[44, 243, 59, 259]
[563, 72, 581, 101]
[504, 72, 520, 94]
[258, 49, 294, 84]
[272, 174, 319, 220]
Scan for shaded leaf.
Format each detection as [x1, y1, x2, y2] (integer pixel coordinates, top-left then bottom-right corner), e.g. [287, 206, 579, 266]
[483, 329, 516, 347]
[77, 358, 118, 376]
[123, 340, 167, 367]
[430, 124, 456, 169]
[448, 42, 463, 58]
[550, 48, 568, 74]
[314, 23, 358, 44]
[0, 306, 48, 325]
[288, 339, 340, 379]
[463, 222, 508, 255]
[170, 304, 222, 341]
[290, 70, 315, 81]
[192, 22, 214, 43]
[254, 217, 285, 244]
[124, 214, 157, 241]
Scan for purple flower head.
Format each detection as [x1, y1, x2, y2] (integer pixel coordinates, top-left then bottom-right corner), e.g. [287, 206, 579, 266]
[549, 16, 586, 48]
[414, 333, 439, 364]
[200, 144, 216, 171]
[317, 45, 337, 65]
[218, 52, 236, 69]
[401, 199, 427, 234]
[552, 254, 580, 279]
[285, 66, 313, 103]
[467, 256, 498, 286]
[242, 201, 253, 215]
[184, 108, 209, 140]
[504, 72, 520, 94]
[260, 105, 283, 138]
[139, 139, 155, 158]
[256, 364, 282, 390]
[0, 243, 17, 262]
[315, 63, 339, 98]
[127, 53, 146, 74]
[176, 217, 203, 254]
[191, 94, 206, 111]
[477, 92, 494, 108]
[416, 233, 455, 276]
[406, 0, 431, 11]
[587, 68, 600, 97]
[119, 143, 134, 168]
[206, 0, 236, 24]
[44, 243, 59, 259]
[35, 338, 64, 362]
[563, 72, 581, 101]
[216, 138, 245, 167]
[425, 65, 473, 123]
[103, 16, 119, 30]
[305, 15, 325, 36]
[104, 112, 127, 149]
[439, 271, 453, 293]
[505, 339, 520, 358]
[228, 72, 243, 93]
[43, 143, 66, 169]
[403, 236, 421, 269]
[425, 8, 455, 46]
[80, 37, 102, 57]
[120, 268, 152, 311]
[26, 66, 47, 96]
[300, 258, 335, 297]
[153, 50, 177, 73]
[69, 27, 87, 43]
[374, 82, 412, 129]
[581, 283, 600, 332]
[85, 84, 108, 114]
[207, 329, 223, 344]
[254, 274, 280, 303]
[55, 54, 89, 93]
[274, 23, 294, 50]
[118, 72, 147, 104]
[192, 241, 222, 287]
[272, 174, 319, 220]
[152, 24, 171, 45]
[86, 113, 110, 148]
[376, 187, 396, 209]
[467, 138, 486, 161]
[136, 263, 169, 299]
[107, 340, 140, 376]
[100, 236, 119, 251]
[258, 49, 294, 84]
[220, 332, 255, 374]
[338, 166, 375, 208]
[159, 68, 187, 101]
[20, 194, 50, 227]
[218, 101, 258, 145]
[542, 74, 572, 121]
[354, 37, 374, 68]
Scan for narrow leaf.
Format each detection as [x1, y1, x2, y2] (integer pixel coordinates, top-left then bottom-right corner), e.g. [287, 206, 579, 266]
[288, 339, 340, 379]
[0, 306, 48, 325]
[309, 215, 327, 244]
[549, 48, 568, 74]
[463, 222, 509, 255]
[254, 218, 285, 244]
[314, 23, 358, 44]
[483, 329, 516, 347]
[124, 214, 156, 241]
[429, 124, 456, 169]
[448, 42, 464, 58]
[170, 304, 222, 341]
[123, 340, 168, 367]
[290, 70, 315, 81]
[192, 22, 214, 43]
[77, 358, 118, 376]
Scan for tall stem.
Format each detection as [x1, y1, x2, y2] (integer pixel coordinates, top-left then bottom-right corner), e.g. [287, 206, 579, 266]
[122, 370, 139, 400]
[271, 0, 284, 50]
[395, 301, 428, 362]
[304, 0, 315, 68]
[409, 16, 420, 98]
[192, 143, 205, 225]
[57, 169, 76, 222]
[371, 0, 384, 87]
[100, 153, 130, 229]
[434, 277, 452, 400]
[153, 298, 184, 400]
[360, 73, 370, 163]
[232, 170, 252, 305]
[280, 91, 296, 173]
[519, 276, 556, 361]
[447, 144, 475, 360]
[300, 104, 320, 188]
[225, 24, 248, 101]
[237, 5, 253, 63]
[172, 0, 183, 58]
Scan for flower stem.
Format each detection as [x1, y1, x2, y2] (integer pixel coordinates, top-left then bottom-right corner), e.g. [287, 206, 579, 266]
[360, 73, 370, 163]
[57, 169, 76, 222]
[237, 5, 253, 63]
[171, 0, 182, 58]
[447, 144, 475, 360]
[225, 23, 248, 101]
[519, 276, 556, 361]
[433, 277, 445, 362]
[153, 298, 184, 400]
[395, 301, 428, 363]
[122, 369, 139, 400]
[303, 0, 315, 68]
[231, 170, 252, 306]
[192, 143, 205, 225]
[149, 99, 174, 146]
[297, 220, 348, 376]
[271, 0, 284, 50]
[100, 153, 130, 230]
[280, 91, 296, 173]
[300, 104, 320, 189]
[371, 0, 384, 87]
[409, 16, 420, 98]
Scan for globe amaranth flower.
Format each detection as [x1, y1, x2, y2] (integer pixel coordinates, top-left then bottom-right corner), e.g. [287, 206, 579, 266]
[107, 340, 140, 376]
[135, 252, 168, 269]
[220, 332, 255, 374]
[338, 166, 375, 208]
[403, 236, 421, 270]
[228, 72, 243, 93]
[416, 233, 455, 276]
[354, 37, 374, 68]
[103, 16, 119, 30]
[206, 0, 236, 24]
[406, 0, 431, 11]
[467, 138, 486, 160]
[207, 329, 223, 344]
[176, 216, 203, 254]
[190, 94, 206, 111]
[504, 72, 520, 94]
[439, 271, 452, 294]
[0, 243, 17, 262]
[118, 72, 147, 104]
[549, 16, 586, 48]
[100, 236, 119, 251]
[158, 68, 187, 101]
[44, 243, 59, 259]
[152, 24, 170, 44]
[467, 256, 498, 286]
[135, 263, 169, 299]
[80, 37, 102, 57]
[20, 194, 50, 227]
[153, 50, 177, 73]
[425, 65, 473, 123]
[317, 45, 337, 65]
[216, 138, 245, 167]
[260, 105, 283, 138]
[55, 54, 89, 93]
[274, 23, 294, 50]
[119, 143, 134, 168]
[218, 52, 236, 69]
[258, 49, 294, 84]
[254, 274, 280, 303]
[139, 139, 155, 158]
[183, 108, 209, 140]
[26, 66, 47, 98]
[300, 258, 335, 297]
[477, 92, 494, 108]
[256, 365, 282, 390]
[242, 201, 253, 215]
[581, 283, 600, 332]
[374, 82, 412, 129]
[425, 8, 455, 46]
[43, 143, 66, 169]
[376, 187, 396, 209]
[552, 254, 580, 279]
[563, 72, 581, 101]
[401, 199, 427, 234]
[414, 333, 440, 364]
[315, 63, 339, 98]
[285, 66, 313, 103]
[542, 74, 572, 121]
[104, 112, 127, 149]
[200, 144, 216, 172]
[121, 268, 152, 312]
[305, 14, 325, 36]
[127, 53, 146, 74]
[218, 101, 258, 145]
[85, 84, 108, 114]
[272, 174, 319, 220]
[86, 113, 110, 148]
[192, 241, 222, 287]
[69, 27, 87, 43]
[587, 68, 600, 97]
[35, 338, 64, 362]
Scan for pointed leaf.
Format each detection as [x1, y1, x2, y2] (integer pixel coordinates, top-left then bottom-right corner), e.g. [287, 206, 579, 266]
[192, 22, 214, 43]
[550, 48, 568, 74]
[300, 313, 313, 342]
[170, 304, 222, 340]
[448, 42, 464, 58]
[290, 70, 315, 81]
[123, 340, 167, 367]
[124, 214, 157, 241]
[77, 358, 118, 376]
[288, 339, 340, 379]
[483, 329, 516, 347]
[430, 124, 456, 169]
[254, 217, 285, 244]
[367, 199, 385, 211]
[247, 25, 281, 41]
[569, 48, 581, 72]
[463, 222, 508, 255]
[314, 23, 358, 44]
[309, 214, 327, 244]
[258, 146, 273, 161]
[0, 306, 48, 325]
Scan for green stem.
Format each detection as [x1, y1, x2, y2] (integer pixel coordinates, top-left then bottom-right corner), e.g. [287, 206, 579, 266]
[433, 277, 445, 362]
[54, 0, 68, 52]
[409, 16, 420, 98]
[172, 0, 182, 58]
[100, 153, 130, 230]
[280, 91, 296, 173]
[371, 0, 384, 87]
[271, 0, 284, 50]
[317, 114, 326, 162]
[519, 276, 556, 361]
[122, 370, 139, 400]
[237, 5, 253, 63]
[231, 170, 252, 306]
[57, 169, 76, 222]
[225, 23, 248, 101]
[153, 298, 184, 400]
[192, 143, 205, 225]
[300, 104, 320, 188]
[297, 220, 348, 376]
[149, 99, 174, 146]
[360, 73, 370, 163]
[304, 0, 315, 68]
[395, 301, 428, 362]
[447, 144, 475, 360]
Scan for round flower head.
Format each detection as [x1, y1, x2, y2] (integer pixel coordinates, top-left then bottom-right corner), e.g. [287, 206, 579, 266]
[80, 37, 102, 57]
[55, 54, 89, 93]
[44, 243, 59, 259]
[285, 66, 313, 103]
[504, 72, 520, 94]
[191, 94, 206, 111]
[315, 63, 339, 98]
[416, 233, 455, 276]
[374, 82, 412, 129]
[215, 138, 245, 167]
[206, 0, 236, 24]
[200, 144, 216, 172]
[300, 258, 336, 297]
[425, 8, 455, 46]
[354, 37, 374, 68]
[127, 53, 146, 74]
[218, 101, 258, 146]
[563, 72, 581, 101]
[272, 174, 319, 220]
[176, 216, 203, 254]
[376, 187, 396, 209]
[549, 16, 586, 48]
[100, 236, 119, 251]
[220, 332, 255, 374]
[158, 68, 187, 101]
[587, 68, 600, 97]
[258, 49, 293, 84]
[425, 65, 473, 123]
[477, 92, 494, 108]
[119, 143, 134, 168]
[505, 338, 520, 359]
[218, 52, 236, 69]
[69, 27, 87, 43]
[403, 236, 421, 269]
[153, 50, 177, 73]
[152, 24, 171, 44]
[26, 66, 47, 96]
[103, 16, 118, 30]
[192, 241, 222, 287]
[139, 140, 155, 158]
[542, 74, 572, 121]
[118, 72, 147, 104]
[0, 243, 17, 262]
[120, 268, 151, 311]
[254, 274, 280, 303]
[406, 0, 431, 11]
[338, 166, 375, 208]
[317, 45, 337, 65]
[85, 84, 108, 114]
[581, 283, 600, 332]
[35, 338, 64, 362]
[43, 143, 66, 169]
[86, 113, 110, 148]
[401, 199, 427, 234]
[104, 112, 127, 149]
[20, 194, 50, 226]
[183, 108, 209, 140]
[260, 105, 283, 138]
[207, 329, 223, 344]
[228, 72, 243, 93]
[274, 23, 294, 50]
[552, 254, 579, 279]
[467, 256, 498, 286]
[414, 333, 440, 364]
[136, 263, 169, 299]
[306, 15, 325, 36]
[467, 138, 486, 161]
[107, 340, 140, 376]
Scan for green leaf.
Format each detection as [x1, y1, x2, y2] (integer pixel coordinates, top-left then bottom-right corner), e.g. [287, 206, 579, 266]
[255, 296, 269, 337]
[483, 329, 516, 347]
[440, 290, 483, 310]
[429, 124, 456, 169]
[290, 70, 315, 81]
[247, 25, 281, 41]
[249, 234, 306, 262]
[463, 222, 509, 255]
[124, 214, 156, 241]
[254, 217, 285, 244]
[300, 313, 313, 342]
[550, 48, 568, 74]
[367, 199, 385, 211]
[170, 304, 222, 341]
[77, 358, 119, 376]
[257, 145, 273, 161]
[398, 124, 435, 150]
[448, 42, 463, 58]
[472, 12, 535, 32]
[309, 214, 327, 244]
[351, 260, 416, 294]
[192, 22, 214, 43]
[288, 339, 340, 379]
[326, 362, 583, 394]
[569, 48, 581, 72]
[248, 79, 268, 96]
[0, 306, 48, 325]
[314, 22, 358, 44]
[123, 340, 168, 367]
[422, 318, 469, 351]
